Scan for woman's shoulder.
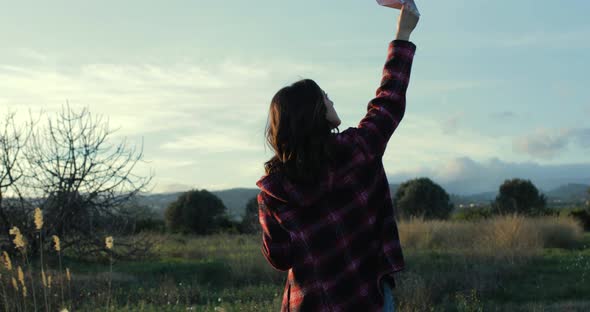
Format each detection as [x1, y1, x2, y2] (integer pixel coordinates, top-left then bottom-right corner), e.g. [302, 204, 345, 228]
[332, 126, 359, 144]
[331, 127, 375, 165]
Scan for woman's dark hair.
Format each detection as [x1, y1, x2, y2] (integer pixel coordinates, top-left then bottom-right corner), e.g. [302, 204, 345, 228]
[264, 78, 340, 185]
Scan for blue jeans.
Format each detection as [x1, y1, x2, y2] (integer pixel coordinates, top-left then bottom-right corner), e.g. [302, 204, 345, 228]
[382, 280, 395, 311]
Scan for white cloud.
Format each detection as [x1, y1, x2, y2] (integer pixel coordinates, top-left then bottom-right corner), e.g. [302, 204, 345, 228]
[155, 183, 194, 193]
[383, 115, 506, 166]
[15, 48, 50, 63]
[160, 130, 261, 153]
[0, 56, 312, 139]
[142, 157, 197, 170]
[513, 128, 570, 159]
[512, 127, 590, 159]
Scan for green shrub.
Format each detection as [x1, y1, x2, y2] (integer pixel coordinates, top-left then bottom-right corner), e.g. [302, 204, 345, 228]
[492, 178, 548, 216]
[134, 218, 166, 234]
[569, 208, 590, 231]
[393, 177, 454, 220]
[453, 207, 492, 221]
[164, 189, 228, 234]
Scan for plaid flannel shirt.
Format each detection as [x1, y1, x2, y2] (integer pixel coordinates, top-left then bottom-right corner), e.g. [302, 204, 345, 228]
[255, 39, 416, 312]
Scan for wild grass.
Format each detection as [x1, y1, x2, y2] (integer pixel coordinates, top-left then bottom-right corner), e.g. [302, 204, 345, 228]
[1, 208, 109, 312]
[1, 213, 587, 311]
[398, 214, 584, 261]
[390, 214, 587, 310]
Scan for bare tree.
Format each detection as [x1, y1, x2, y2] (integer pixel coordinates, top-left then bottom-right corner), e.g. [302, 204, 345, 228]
[0, 110, 35, 249]
[21, 104, 156, 259]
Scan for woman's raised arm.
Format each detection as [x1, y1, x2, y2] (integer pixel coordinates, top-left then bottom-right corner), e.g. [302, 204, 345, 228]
[353, 6, 420, 161]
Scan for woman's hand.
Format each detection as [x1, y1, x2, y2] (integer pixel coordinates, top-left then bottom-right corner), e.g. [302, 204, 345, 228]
[395, 5, 420, 41]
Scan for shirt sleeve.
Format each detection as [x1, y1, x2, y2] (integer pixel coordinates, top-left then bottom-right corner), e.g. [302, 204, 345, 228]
[354, 39, 417, 162]
[258, 192, 292, 271]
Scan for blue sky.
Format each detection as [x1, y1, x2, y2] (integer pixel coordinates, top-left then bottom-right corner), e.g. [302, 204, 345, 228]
[1, 0, 589, 194]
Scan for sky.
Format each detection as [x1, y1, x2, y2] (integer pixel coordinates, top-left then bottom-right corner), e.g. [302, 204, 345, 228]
[1, 0, 589, 195]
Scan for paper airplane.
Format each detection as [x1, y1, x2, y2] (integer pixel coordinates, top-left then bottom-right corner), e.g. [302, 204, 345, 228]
[376, 0, 420, 17]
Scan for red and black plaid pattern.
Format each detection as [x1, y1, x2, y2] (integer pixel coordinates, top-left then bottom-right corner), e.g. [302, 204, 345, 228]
[256, 39, 416, 312]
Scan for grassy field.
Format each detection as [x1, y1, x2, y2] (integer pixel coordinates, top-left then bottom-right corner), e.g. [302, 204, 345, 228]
[2, 215, 589, 311]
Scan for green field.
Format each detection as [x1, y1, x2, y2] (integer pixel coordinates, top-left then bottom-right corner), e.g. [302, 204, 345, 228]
[2, 216, 589, 311]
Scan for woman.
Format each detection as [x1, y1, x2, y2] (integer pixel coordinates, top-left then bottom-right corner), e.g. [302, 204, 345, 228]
[255, 6, 419, 311]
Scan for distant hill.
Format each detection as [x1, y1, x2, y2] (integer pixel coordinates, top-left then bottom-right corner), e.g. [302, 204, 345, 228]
[212, 188, 260, 220]
[136, 183, 589, 221]
[450, 192, 497, 205]
[137, 188, 259, 221]
[136, 192, 183, 216]
[543, 183, 589, 202]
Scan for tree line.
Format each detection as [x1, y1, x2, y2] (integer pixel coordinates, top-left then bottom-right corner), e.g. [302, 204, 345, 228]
[166, 178, 590, 234]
